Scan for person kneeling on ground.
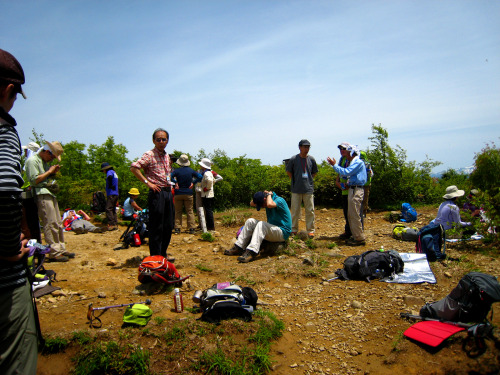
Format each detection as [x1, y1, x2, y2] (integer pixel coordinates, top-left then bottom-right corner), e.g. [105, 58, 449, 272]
[224, 191, 292, 263]
[62, 209, 106, 234]
[123, 188, 143, 221]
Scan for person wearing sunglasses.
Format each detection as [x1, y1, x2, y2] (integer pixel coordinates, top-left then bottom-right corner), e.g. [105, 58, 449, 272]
[131, 128, 175, 260]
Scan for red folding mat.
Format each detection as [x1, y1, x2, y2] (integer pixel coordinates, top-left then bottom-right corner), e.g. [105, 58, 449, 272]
[404, 321, 465, 347]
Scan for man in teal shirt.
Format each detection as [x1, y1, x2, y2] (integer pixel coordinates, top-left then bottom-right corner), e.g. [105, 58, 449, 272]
[224, 191, 292, 263]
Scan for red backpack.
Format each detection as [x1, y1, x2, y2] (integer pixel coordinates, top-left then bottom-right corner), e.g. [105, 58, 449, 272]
[138, 256, 189, 285]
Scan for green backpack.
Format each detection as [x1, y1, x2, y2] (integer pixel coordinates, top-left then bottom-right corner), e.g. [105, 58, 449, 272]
[123, 304, 153, 326]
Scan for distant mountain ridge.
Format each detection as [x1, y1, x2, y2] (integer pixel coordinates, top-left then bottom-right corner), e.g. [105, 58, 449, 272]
[431, 166, 475, 178]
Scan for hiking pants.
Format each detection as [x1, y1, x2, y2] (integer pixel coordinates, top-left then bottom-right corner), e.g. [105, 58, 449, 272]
[35, 194, 66, 258]
[174, 194, 195, 230]
[342, 193, 351, 236]
[201, 197, 215, 231]
[0, 281, 38, 375]
[148, 189, 174, 257]
[290, 192, 315, 233]
[105, 194, 118, 226]
[236, 218, 285, 254]
[348, 187, 365, 241]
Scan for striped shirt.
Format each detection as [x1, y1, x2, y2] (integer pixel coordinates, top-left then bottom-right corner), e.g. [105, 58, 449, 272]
[0, 121, 27, 291]
[131, 147, 172, 188]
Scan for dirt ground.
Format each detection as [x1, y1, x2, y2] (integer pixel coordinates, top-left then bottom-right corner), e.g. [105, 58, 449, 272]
[35, 206, 500, 374]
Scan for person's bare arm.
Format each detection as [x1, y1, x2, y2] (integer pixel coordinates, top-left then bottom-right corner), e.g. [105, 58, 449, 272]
[35, 164, 60, 185]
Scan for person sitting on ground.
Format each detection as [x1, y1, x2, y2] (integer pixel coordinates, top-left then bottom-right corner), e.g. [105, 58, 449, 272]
[431, 185, 474, 234]
[62, 209, 106, 234]
[224, 191, 292, 263]
[123, 188, 143, 221]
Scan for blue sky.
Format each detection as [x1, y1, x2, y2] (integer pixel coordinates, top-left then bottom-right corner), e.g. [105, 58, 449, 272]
[2, 0, 499, 172]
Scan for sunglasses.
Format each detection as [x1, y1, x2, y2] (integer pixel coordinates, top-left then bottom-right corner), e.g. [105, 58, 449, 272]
[155, 138, 168, 142]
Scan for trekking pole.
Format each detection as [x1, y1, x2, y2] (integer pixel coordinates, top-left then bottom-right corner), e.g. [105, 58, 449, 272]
[326, 277, 339, 282]
[399, 313, 475, 328]
[87, 299, 152, 328]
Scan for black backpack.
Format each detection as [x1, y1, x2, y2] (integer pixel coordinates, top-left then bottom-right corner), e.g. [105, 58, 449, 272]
[420, 272, 500, 323]
[91, 191, 106, 213]
[335, 250, 404, 282]
[198, 283, 257, 324]
[415, 223, 446, 261]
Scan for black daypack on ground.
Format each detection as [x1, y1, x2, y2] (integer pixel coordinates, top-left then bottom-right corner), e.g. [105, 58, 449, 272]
[420, 272, 500, 323]
[198, 282, 257, 324]
[335, 250, 404, 282]
[91, 191, 106, 213]
[415, 223, 446, 261]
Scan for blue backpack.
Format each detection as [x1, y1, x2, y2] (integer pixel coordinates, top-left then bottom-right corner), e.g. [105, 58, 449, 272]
[400, 203, 417, 222]
[415, 223, 446, 261]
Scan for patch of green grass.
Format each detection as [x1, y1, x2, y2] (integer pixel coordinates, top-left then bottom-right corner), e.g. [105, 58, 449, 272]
[233, 274, 257, 286]
[73, 341, 150, 375]
[221, 209, 251, 227]
[327, 242, 338, 249]
[201, 232, 216, 242]
[193, 310, 285, 374]
[71, 331, 93, 346]
[154, 316, 166, 325]
[42, 336, 69, 354]
[250, 310, 285, 345]
[304, 239, 317, 249]
[391, 330, 404, 352]
[196, 263, 213, 272]
[163, 324, 187, 345]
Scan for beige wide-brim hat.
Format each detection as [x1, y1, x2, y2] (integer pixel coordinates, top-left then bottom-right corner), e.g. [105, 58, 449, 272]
[443, 185, 465, 199]
[177, 154, 190, 167]
[45, 141, 64, 161]
[199, 158, 212, 169]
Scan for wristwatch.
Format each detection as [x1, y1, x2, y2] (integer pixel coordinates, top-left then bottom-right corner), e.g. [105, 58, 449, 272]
[144, 179, 148, 184]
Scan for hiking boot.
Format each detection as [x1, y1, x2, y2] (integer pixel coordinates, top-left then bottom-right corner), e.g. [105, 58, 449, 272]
[93, 227, 106, 233]
[63, 252, 75, 259]
[237, 250, 256, 263]
[224, 244, 244, 256]
[48, 255, 69, 262]
[73, 227, 85, 235]
[174, 228, 180, 235]
[308, 232, 314, 239]
[345, 238, 366, 246]
[338, 232, 351, 240]
[107, 226, 118, 231]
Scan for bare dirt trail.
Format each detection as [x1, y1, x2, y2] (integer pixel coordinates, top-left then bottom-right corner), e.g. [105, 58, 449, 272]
[36, 206, 500, 374]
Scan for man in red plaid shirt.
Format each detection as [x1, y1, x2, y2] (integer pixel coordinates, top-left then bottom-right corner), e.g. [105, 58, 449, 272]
[131, 128, 174, 258]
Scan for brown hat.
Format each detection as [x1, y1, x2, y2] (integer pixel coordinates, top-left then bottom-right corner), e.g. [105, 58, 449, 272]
[45, 141, 64, 161]
[0, 49, 26, 99]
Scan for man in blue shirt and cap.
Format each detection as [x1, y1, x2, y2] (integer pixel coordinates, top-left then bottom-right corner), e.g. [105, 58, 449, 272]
[327, 144, 367, 246]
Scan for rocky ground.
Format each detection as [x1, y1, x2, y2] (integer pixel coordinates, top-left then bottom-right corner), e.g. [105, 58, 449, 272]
[36, 206, 499, 374]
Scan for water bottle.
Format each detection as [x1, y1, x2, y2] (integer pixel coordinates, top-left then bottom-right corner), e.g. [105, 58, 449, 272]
[380, 246, 384, 252]
[133, 233, 141, 246]
[174, 288, 184, 313]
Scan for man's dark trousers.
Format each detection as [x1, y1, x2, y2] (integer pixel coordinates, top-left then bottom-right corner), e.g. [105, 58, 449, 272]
[148, 188, 174, 257]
